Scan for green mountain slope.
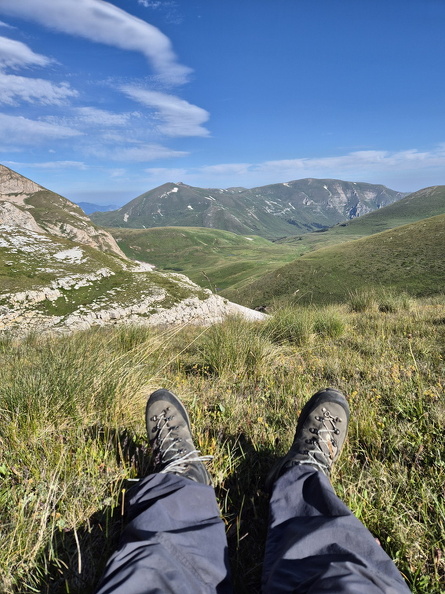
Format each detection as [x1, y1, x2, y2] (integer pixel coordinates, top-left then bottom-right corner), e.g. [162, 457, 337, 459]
[278, 185, 445, 255]
[229, 213, 445, 306]
[110, 226, 298, 291]
[91, 179, 405, 239]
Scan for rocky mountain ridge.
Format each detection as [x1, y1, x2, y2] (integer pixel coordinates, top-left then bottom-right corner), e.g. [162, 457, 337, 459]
[91, 178, 406, 238]
[0, 165, 266, 334]
[0, 164, 125, 258]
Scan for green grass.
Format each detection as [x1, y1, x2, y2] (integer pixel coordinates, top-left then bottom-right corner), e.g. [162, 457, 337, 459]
[1, 297, 445, 592]
[108, 226, 298, 292]
[0, 227, 124, 295]
[278, 185, 445, 256]
[229, 213, 445, 307]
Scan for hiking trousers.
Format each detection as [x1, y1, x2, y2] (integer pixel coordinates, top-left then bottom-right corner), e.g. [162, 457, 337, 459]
[95, 465, 411, 593]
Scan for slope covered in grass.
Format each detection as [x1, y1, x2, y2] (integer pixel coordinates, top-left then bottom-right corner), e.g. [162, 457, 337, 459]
[229, 213, 445, 307]
[110, 226, 297, 291]
[278, 185, 445, 255]
[1, 298, 444, 592]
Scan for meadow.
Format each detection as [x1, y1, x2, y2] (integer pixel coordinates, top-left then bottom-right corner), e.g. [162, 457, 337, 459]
[110, 226, 297, 292]
[1, 293, 444, 593]
[230, 213, 445, 307]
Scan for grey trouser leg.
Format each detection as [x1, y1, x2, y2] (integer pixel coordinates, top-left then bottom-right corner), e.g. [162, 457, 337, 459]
[262, 465, 411, 593]
[95, 473, 233, 594]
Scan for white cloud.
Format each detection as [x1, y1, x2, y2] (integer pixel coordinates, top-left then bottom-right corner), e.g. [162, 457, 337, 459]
[138, 1, 163, 7]
[89, 142, 187, 162]
[121, 86, 210, 137]
[142, 145, 445, 190]
[137, 1, 182, 25]
[0, 0, 191, 85]
[74, 107, 135, 126]
[21, 161, 88, 169]
[0, 114, 82, 147]
[145, 166, 188, 179]
[200, 163, 251, 175]
[0, 20, 14, 29]
[110, 168, 126, 177]
[0, 35, 52, 69]
[0, 72, 78, 105]
[257, 147, 445, 177]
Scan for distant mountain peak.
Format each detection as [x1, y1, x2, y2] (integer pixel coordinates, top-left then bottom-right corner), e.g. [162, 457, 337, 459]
[91, 178, 406, 239]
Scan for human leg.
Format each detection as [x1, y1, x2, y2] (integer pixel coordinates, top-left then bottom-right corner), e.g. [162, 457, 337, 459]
[262, 388, 411, 593]
[95, 389, 233, 594]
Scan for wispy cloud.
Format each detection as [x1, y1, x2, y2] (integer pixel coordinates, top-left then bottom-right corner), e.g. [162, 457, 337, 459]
[200, 163, 251, 175]
[0, 114, 82, 148]
[0, 35, 52, 69]
[5, 160, 88, 169]
[88, 142, 187, 162]
[257, 147, 445, 177]
[137, 1, 183, 25]
[0, 72, 77, 105]
[121, 86, 210, 137]
[142, 145, 445, 190]
[0, 37, 77, 106]
[0, 0, 191, 85]
[145, 166, 188, 179]
[74, 107, 135, 126]
[138, 1, 163, 7]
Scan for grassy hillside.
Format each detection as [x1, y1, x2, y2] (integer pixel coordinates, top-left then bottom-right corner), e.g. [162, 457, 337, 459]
[0, 227, 123, 295]
[110, 226, 298, 291]
[278, 185, 445, 255]
[228, 213, 445, 307]
[1, 298, 444, 592]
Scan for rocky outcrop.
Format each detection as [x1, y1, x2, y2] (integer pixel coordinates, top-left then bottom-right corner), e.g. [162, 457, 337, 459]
[42, 220, 125, 259]
[0, 202, 44, 233]
[0, 164, 127, 259]
[0, 286, 267, 335]
[0, 164, 42, 203]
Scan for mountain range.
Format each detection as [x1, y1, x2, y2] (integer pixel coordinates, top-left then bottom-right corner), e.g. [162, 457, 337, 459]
[2, 163, 444, 332]
[0, 165, 265, 334]
[78, 202, 118, 215]
[90, 179, 406, 239]
[107, 184, 445, 305]
[228, 185, 445, 306]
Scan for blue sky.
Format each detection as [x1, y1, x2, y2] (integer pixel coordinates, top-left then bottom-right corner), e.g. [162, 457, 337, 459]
[0, 0, 444, 205]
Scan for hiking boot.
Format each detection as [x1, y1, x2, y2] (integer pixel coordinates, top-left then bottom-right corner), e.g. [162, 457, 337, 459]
[266, 388, 349, 490]
[146, 388, 212, 485]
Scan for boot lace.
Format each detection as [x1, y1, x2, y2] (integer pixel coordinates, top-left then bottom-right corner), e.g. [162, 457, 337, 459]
[299, 407, 343, 474]
[150, 408, 212, 475]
